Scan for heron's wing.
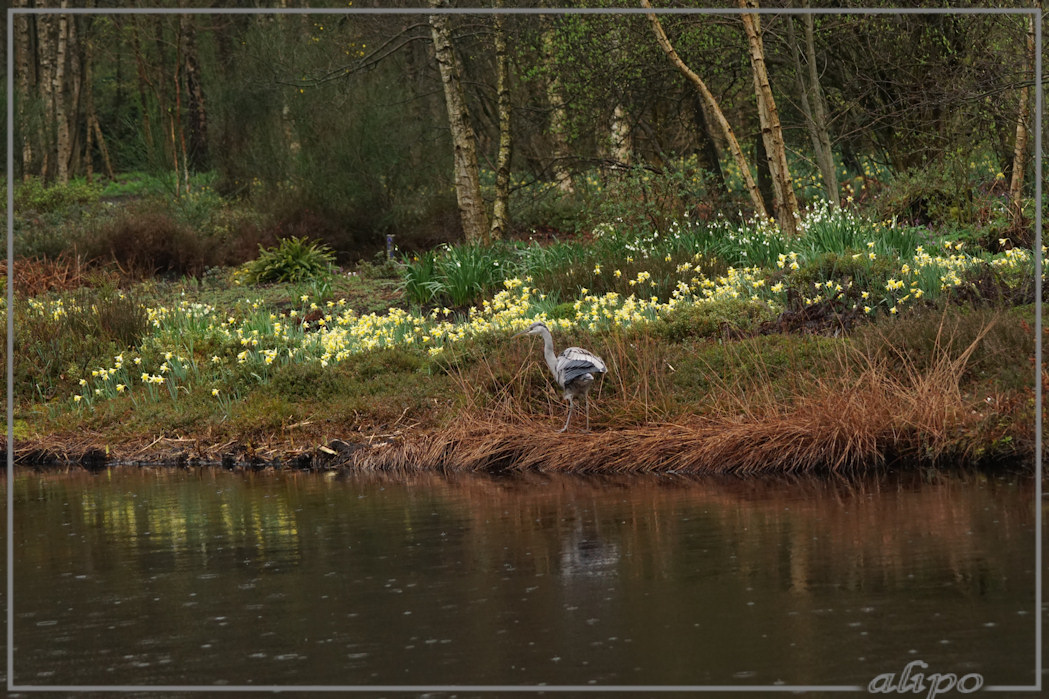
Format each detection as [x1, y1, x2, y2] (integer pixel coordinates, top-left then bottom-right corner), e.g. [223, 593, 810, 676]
[557, 347, 607, 385]
[560, 347, 607, 373]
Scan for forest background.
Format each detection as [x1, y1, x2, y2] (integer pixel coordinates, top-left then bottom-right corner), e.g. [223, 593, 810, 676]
[3, 0, 1045, 472]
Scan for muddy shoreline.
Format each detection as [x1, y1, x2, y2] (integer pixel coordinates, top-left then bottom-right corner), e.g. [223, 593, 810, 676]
[8, 417, 1032, 477]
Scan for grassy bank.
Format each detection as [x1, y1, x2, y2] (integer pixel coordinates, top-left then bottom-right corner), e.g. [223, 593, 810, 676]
[5, 184, 1041, 475]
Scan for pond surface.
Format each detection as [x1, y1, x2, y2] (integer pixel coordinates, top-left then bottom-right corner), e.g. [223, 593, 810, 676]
[5, 467, 1041, 693]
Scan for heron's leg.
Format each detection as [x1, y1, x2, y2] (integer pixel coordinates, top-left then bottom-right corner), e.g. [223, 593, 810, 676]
[585, 395, 590, 431]
[559, 398, 574, 433]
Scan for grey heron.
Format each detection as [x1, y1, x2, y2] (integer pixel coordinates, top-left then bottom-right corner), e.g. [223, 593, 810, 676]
[512, 321, 607, 432]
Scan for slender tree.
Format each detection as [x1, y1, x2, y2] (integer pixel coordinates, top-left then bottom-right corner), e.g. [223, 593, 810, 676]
[542, 22, 574, 193]
[1008, 6, 1037, 230]
[642, 0, 768, 219]
[15, 0, 35, 179]
[36, 7, 55, 179]
[785, 2, 838, 207]
[180, 12, 208, 170]
[429, 0, 490, 243]
[739, 0, 799, 235]
[490, 1, 512, 241]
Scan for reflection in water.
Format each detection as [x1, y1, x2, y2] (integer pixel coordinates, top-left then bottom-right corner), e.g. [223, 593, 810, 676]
[9, 467, 1038, 689]
[559, 518, 620, 579]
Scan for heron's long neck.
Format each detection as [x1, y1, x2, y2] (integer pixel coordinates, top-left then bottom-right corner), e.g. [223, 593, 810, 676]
[540, 328, 559, 379]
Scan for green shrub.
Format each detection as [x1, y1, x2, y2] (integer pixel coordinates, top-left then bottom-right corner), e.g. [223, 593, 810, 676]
[656, 298, 776, 342]
[508, 182, 585, 233]
[267, 361, 344, 399]
[434, 243, 512, 307]
[868, 152, 1002, 234]
[548, 302, 577, 320]
[352, 347, 424, 380]
[580, 159, 717, 239]
[244, 236, 336, 284]
[789, 251, 897, 291]
[15, 176, 102, 213]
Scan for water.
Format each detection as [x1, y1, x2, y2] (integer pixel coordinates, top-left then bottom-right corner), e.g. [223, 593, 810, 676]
[6, 467, 1040, 691]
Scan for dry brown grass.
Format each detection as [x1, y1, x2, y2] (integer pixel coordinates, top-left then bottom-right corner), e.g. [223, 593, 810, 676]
[348, 313, 1008, 476]
[1, 254, 119, 296]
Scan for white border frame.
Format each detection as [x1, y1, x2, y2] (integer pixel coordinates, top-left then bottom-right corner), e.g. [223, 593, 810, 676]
[5, 4, 1042, 694]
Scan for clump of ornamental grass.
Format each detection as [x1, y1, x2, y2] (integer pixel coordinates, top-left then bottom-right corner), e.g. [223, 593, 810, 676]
[400, 243, 512, 307]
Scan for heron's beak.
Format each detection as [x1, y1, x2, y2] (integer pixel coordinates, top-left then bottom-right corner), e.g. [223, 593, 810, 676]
[511, 330, 528, 339]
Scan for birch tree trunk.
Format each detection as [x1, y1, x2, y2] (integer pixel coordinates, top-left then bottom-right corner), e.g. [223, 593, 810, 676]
[37, 9, 55, 180]
[490, 4, 512, 241]
[641, 0, 768, 219]
[15, 0, 35, 178]
[607, 27, 632, 165]
[739, 0, 799, 235]
[54, 2, 71, 183]
[429, 0, 491, 243]
[1008, 8, 1037, 229]
[610, 105, 632, 165]
[68, 13, 84, 176]
[173, 19, 189, 196]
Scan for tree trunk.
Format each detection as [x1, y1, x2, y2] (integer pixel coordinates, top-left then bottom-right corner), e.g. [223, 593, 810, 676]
[691, 93, 727, 196]
[36, 9, 55, 180]
[490, 3, 512, 241]
[610, 104, 632, 165]
[68, 12, 85, 179]
[641, 0, 768, 219]
[15, 0, 35, 179]
[54, 2, 71, 184]
[429, 0, 490, 243]
[786, 5, 838, 207]
[606, 24, 631, 164]
[90, 114, 114, 180]
[130, 18, 156, 168]
[740, 0, 799, 235]
[542, 25, 574, 193]
[173, 19, 188, 196]
[801, 9, 837, 207]
[1008, 8, 1037, 229]
[180, 12, 208, 170]
[277, 1, 301, 162]
[755, 131, 775, 217]
[81, 14, 113, 181]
